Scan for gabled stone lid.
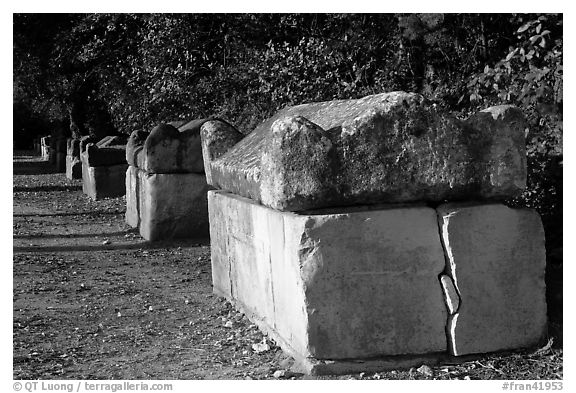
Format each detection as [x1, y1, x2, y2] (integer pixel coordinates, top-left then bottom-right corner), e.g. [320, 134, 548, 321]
[79, 135, 98, 153]
[82, 135, 128, 167]
[126, 118, 235, 174]
[82, 144, 127, 167]
[96, 135, 128, 148]
[202, 92, 528, 211]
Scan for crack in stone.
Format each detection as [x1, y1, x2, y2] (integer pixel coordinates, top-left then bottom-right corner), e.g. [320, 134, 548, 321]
[436, 208, 463, 356]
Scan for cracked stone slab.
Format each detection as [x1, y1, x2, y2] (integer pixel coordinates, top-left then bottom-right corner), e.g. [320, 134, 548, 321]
[437, 203, 547, 356]
[209, 190, 448, 360]
[205, 92, 527, 211]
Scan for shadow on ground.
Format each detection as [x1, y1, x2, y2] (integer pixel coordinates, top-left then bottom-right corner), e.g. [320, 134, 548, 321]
[13, 238, 210, 253]
[13, 158, 60, 175]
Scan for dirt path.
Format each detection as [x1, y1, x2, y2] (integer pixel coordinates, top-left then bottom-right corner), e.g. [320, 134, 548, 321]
[13, 151, 562, 380]
[13, 152, 287, 380]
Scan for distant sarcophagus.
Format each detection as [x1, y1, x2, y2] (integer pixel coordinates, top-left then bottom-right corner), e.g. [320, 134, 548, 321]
[124, 119, 227, 241]
[80, 135, 128, 200]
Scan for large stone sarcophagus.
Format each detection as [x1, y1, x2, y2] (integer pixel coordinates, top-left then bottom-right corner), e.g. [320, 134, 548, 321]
[125, 119, 219, 241]
[202, 92, 547, 375]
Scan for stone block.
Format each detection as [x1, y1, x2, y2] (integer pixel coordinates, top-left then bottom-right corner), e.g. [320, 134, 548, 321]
[206, 92, 527, 211]
[123, 119, 218, 240]
[208, 190, 448, 360]
[84, 144, 127, 167]
[126, 130, 149, 167]
[140, 121, 204, 173]
[40, 136, 52, 161]
[126, 119, 230, 174]
[67, 138, 80, 157]
[125, 165, 210, 240]
[81, 153, 127, 200]
[137, 170, 210, 241]
[125, 166, 140, 228]
[66, 155, 82, 180]
[437, 203, 547, 356]
[41, 146, 50, 161]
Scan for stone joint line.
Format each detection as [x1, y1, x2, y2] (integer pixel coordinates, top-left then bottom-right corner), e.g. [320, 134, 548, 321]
[436, 209, 463, 356]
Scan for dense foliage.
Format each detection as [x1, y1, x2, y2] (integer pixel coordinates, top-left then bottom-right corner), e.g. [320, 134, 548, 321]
[13, 13, 562, 251]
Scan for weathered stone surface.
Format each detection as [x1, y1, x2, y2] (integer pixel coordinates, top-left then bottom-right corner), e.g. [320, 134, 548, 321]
[207, 92, 527, 211]
[200, 119, 244, 184]
[140, 121, 205, 173]
[123, 119, 219, 240]
[67, 138, 80, 157]
[125, 165, 210, 240]
[260, 116, 335, 210]
[126, 130, 149, 167]
[79, 135, 98, 153]
[65, 156, 82, 179]
[138, 171, 210, 241]
[41, 136, 51, 160]
[96, 135, 127, 148]
[127, 119, 228, 174]
[437, 203, 547, 356]
[81, 153, 127, 200]
[168, 120, 187, 128]
[209, 190, 448, 360]
[83, 144, 127, 167]
[125, 166, 140, 228]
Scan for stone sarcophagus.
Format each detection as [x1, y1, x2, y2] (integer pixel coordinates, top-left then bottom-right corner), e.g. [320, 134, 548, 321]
[40, 136, 52, 161]
[125, 119, 220, 241]
[202, 92, 547, 375]
[81, 135, 128, 200]
[65, 138, 84, 179]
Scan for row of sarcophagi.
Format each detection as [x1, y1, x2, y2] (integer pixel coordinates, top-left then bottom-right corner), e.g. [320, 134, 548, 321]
[38, 92, 547, 374]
